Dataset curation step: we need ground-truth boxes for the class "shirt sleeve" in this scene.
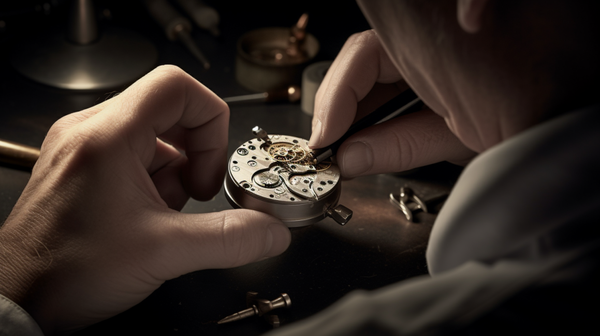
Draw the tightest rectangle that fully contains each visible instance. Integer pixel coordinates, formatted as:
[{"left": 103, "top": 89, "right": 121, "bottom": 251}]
[
  {"left": 265, "top": 247, "right": 594, "bottom": 336},
  {"left": 0, "top": 294, "right": 44, "bottom": 336}
]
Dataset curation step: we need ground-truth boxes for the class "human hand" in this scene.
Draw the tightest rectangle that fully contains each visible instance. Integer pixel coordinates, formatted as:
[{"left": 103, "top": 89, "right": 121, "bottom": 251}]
[
  {"left": 308, "top": 30, "right": 475, "bottom": 178},
  {"left": 0, "top": 66, "right": 291, "bottom": 334}
]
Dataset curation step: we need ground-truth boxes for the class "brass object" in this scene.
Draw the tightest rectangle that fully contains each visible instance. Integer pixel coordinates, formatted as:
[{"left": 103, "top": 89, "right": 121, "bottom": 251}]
[
  {"left": 218, "top": 292, "right": 291, "bottom": 327},
  {"left": 0, "top": 140, "right": 40, "bottom": 169},
  {"left": 235, "top": 14, "right": 319, "bottom": 92}
]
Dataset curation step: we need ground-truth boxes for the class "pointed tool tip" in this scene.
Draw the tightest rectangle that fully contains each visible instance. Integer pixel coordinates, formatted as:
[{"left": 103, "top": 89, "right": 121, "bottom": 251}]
[{"left": 217, "top": 315, "right": 235, "bottom": 324}]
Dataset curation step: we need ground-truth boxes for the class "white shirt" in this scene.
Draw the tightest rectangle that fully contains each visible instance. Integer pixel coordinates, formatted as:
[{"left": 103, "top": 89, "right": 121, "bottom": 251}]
[
  {"left": 269, "top": 105, "right": 600, "bottom": 335},
  {"left": 0, "top": 295, "right": 43, "bottom": 336}
]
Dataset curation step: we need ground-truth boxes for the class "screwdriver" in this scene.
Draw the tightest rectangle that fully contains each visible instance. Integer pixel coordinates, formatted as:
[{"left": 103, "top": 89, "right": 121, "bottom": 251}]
[
  {"left": 143, "top": 0, "right": 210, "bottom": 69},
  {"left": 175, "top": 0, "right": 220, "bottom": 36},
  {"left": 223, "top": 85, "right": 301, "bottom": 105},
  {"left": 218, "top": 292, "right": 291, "bottom": 325}
]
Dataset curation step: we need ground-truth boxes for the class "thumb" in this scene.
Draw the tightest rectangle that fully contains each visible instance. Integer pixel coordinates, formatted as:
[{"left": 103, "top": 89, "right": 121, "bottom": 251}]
[
  {"left": 336, "top": 109, "right": 475, "bottom": 178},
  {"left": 153, "top": 209, "right": 291, "bottom": 279}
]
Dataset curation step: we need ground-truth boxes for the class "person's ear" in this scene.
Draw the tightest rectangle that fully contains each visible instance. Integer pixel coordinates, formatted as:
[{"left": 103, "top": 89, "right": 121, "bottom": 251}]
[{"left": 457, "top": 0, "right": 489, "bottom": 33}]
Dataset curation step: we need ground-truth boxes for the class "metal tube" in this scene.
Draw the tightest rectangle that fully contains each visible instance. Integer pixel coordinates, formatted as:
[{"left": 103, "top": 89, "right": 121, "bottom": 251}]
[
  {"left": 0, "top": 140, "right": 40, "bottom": 169},
  {"left": 67, "top": 0, "right": 99, "bottom": 45}
]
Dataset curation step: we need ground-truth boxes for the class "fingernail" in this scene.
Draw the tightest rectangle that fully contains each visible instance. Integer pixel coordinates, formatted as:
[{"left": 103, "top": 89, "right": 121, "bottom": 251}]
[
  {"left": 341, "top": 141, "right": 373, "bottom": 177},
  {"left": 308, "top": 119, "right": 322, "bottom": 148},
  {"left": 264, "top": 223, "right": 291, "bottom": 257}
]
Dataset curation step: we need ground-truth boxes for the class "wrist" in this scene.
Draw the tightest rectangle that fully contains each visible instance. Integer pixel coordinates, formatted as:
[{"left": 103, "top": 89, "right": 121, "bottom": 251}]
[{"left": 0, "top": 217, "right": 54, "bottom": 330}]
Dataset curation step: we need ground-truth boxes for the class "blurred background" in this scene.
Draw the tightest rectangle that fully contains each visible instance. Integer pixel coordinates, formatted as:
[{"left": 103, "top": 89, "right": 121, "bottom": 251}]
[{"left": 0, "top": 0, "right": 373, "bottom": 218}]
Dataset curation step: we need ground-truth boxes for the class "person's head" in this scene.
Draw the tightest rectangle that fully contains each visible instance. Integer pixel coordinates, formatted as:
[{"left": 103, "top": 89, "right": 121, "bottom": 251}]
[{"left": 357, "top": 0, "right": 600, "bottom": 152}]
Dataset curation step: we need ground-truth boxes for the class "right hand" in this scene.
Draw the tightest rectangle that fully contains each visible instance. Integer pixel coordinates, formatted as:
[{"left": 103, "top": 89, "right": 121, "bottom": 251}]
[
  {"left": 0, "top": 65, "right": 291, "bottom": 335},
  {"left": 308, "top": 30, "right": 475, "bottom": 178}
]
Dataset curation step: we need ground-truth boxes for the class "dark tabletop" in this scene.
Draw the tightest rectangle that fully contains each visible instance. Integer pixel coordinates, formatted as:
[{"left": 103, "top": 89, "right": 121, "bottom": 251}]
[{"left": 0, "top": 1, "right": 462, "bottom": 335}]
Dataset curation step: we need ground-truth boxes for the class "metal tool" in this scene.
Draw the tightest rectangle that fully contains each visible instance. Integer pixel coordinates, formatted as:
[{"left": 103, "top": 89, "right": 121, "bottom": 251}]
[
  {"left": 144, "top": 0, "right": 210, "bottom": 69},
  {"left": 175, "top": 0, "right": 220, "bottom": 36},
  {"left": 286, "top": 13, "right": 309, "bottom": 60},
  {"left": 310, "top": 89, "right": 422, "bottom": 164},
  {"left": 389, "top": 187, "right": 427, "bottom": 222},
  {"left": 218, "top": 292, "right": 291, "bottom": 327},
  {"left": 0, "top": 139, "right": 40, "bottom": 169},
  {"left": 389, "top": 187, "right": 448, "bottom": 222},
  {"left": 223, "top": 85, "right": 300, "bottom": 105},
  {"left": 224, "top": 126, "right": 352, "bottom": 227}
]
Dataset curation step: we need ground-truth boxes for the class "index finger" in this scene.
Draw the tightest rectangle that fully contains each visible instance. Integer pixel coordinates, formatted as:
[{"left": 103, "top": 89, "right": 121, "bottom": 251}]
[
  {"left": 309, "top": 29, "right": 403, "bottom": 148},
  {"left": 93, "top": 65, "right": 229, "bottom": 200}
]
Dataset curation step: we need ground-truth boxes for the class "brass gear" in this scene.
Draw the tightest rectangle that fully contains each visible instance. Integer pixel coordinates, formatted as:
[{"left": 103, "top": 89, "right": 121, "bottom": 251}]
[
  {"left": 268, "top": 143, "right": 306, "bottom": 163},
  {"left": 315, "top": 160, "right": 332, "bottom": 171}
]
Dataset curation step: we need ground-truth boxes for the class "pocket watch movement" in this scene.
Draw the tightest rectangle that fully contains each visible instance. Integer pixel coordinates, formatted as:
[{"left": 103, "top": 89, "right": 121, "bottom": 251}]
[{"left": 224, "top": 126, "right": 352, "bottom": 227}]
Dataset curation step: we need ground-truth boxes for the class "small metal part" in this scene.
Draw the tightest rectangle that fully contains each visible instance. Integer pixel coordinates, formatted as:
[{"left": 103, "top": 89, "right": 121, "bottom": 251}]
[
  {"left": 218, "top": 306, "right": 258, "bottom": 325},
  {"left": 268, "top": 143, "right": 305, "bottom": 162},
  {"left": 389, "top": 187, "right": 425, "bottom": 222},
  {"left": 278, "top": 163, "right": 318, "bottom": 201},
  {"left": 314, "top": 160, "right": 332, "bottom": 172},
  {"left": 253, "top": 168, "right": 282, "bottom": 188},
  {"left": 310, "top": 148, "right": 332, "bottom": 165},
  {"left": 252, "top": 126, "right": 271, "bottom": 145},
  {"left": 218, "top": 292, "right": 291, "bottom": 327},
  {"left": 326, "top": 204, "right": 353, "bottom": 226},
  {"left": 389, "top": 187, "right": 448, "bottom": 222}
]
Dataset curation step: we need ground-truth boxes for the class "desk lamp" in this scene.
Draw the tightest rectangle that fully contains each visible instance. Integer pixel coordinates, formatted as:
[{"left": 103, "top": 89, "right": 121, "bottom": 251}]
[{"left": 11, "top": 0, "right": 157, "bottom": 90}]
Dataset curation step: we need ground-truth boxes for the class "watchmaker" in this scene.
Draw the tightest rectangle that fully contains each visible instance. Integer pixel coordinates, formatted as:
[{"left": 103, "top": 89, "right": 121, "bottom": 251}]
[{"left": 269, "top": 0, "right": 600, "bottom": 334}]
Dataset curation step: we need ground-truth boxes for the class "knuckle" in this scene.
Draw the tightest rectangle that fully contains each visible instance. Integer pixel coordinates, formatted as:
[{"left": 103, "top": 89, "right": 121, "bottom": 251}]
[
  {"left": 152, "top": 64, "right": 187, "bottom": 80},
  {"left": 146, "top": 65, "right": 191, "bottom": 93},
  {"left": 388, "top": 114, "right": 443, "bottom": 171},
  {"left": 46, "top": 110, "right": 86, "bottom": 138},
  {"left": 348, "top": 29, "right": 378, "bottom": 48},
  {"left": 213, "top": 94, "right": 230, "bottom": 118},
  {"left": 46, "top": 124, "right": 115, "bottom": 176},
  {"left": 348, "top": 30, "right": 373, "bottom": 44},
  {"left": 390, "top": 128, "right": 419, "bottom": 171}
]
